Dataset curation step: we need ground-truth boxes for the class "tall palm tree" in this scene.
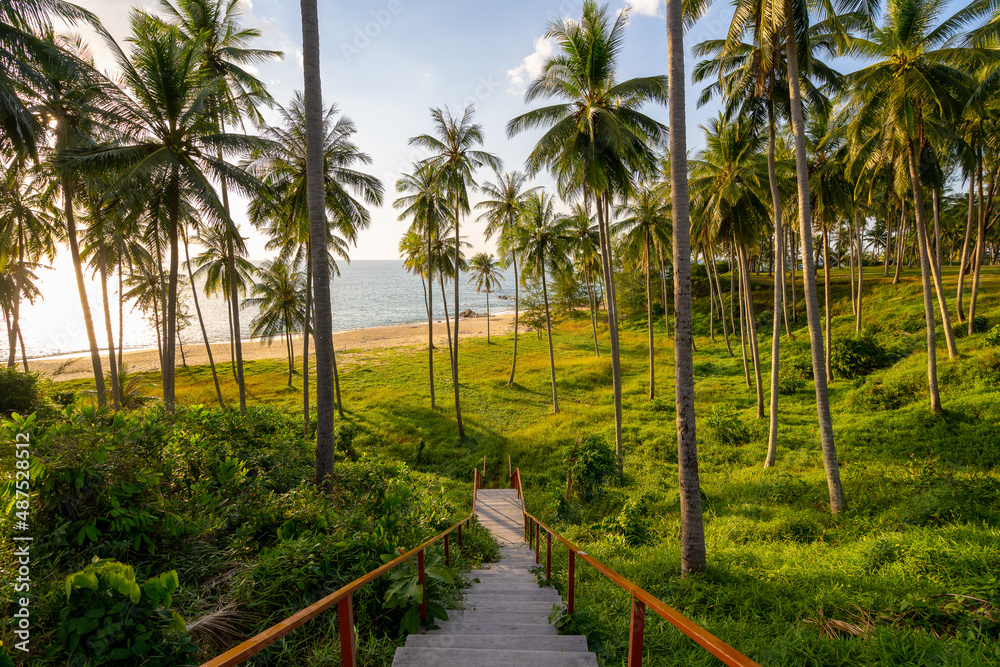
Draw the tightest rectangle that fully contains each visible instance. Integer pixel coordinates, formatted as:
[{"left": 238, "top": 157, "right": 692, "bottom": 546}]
[
  {"left": 476, "top": 170, "right": 538, "bottom": 384},
  {"left": 395, "top": 162, "right": 451, "bottom": 408},
  {"left": 846, "top": 0, "right": 975, "bottom": 413},
  {"left": 508, "top": 0, "right": 668, "bottom": 473},
  {"left": 467, "top": 253, "right": 504, "bottom": 343},
  {"left": 158, "top": 0, "right": 281, "bottom": 417},
  {"left": 512, "top": 192, "right": 571, "bottom": 415},
  {"left": 244, "top": 259, "right": 306, "bottom": 387},
  {"left": 299, "top": 0, "right": 336, "bottom": 491},
  {"left": 410, "top": 106, "right": 501, "bottom": 439},
  {"left": 65, "top": 14, "right": 267, "bottom": 412},
  {"left": 614, "top": 183, "right": 670, "bottom": 400},
  {"left": 566, "top": 202, "right": 604, "bottom": 358},
  {"left": 667, "top": 0, "right": 707, "bottom": 574}
]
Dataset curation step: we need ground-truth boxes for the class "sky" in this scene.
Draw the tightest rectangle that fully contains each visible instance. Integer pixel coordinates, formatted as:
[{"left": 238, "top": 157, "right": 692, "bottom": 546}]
[{"left": 64, "top": 0, "right": 968, "bottom": 262}]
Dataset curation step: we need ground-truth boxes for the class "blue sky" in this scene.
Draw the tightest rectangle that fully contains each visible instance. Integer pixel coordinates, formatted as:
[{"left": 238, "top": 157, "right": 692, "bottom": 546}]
[{"left": 70, "top": 0, "right": 969, "bottom": 261}]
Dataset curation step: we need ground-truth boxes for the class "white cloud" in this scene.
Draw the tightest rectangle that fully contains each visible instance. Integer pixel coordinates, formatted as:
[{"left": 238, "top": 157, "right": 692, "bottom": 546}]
[
  {"left": 506, "top": 36, "right": 554, "bottom": 95},
  {"left": 625, "top": 0, "right": 662, "bottom": 18},
  {"left": 295, "top": 48, "right": 303, "bottom": 69}
]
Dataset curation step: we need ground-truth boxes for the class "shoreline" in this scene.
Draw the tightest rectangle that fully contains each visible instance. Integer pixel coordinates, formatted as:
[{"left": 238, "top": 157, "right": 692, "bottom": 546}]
[{"left": 28, "top": 312, "right": 521, "bottom": 381}]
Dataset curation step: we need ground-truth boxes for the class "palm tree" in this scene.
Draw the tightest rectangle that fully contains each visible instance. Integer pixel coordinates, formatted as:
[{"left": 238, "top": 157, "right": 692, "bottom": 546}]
[
  {"left": 395, "top": 162, "right": 451, "bottom": 408},
  {"left": 65, "top": 14, "right": 267, "bottom": 412},
  {"left": 846, "top": 0, "right": 975, "bottom": 414},
  {"left": 566, "top": 203, "right": 604, "bottom": 357},
  {"left": 248, "top": 92, "right": 382, "bottom": 426},
  {"left": 410, "top": 106, "right": 501, "bottom": 439},
  {"left": 476, "top": 170, "right": 538, "bottom": 384},
  {"left": 512, "top": 192, "right": 571, "bottom": 415},
  {"left": 467, "top": 253, "right": 504, "bottom": 343},
  {"left": 299, "top": 0, "right": 336, "bottom": 491},
  {"left": 158, "top": 0, "right": 281, "bottom": 417},
  {"left": 614, "top": 183, "right": 670, "bottom": 400},
  {"left": 507, "top": 0, "right": 668, "bottom": 473},
  {"left": 667, "top": 0, "right": 707, "bottom": 574},
  {"left": 244, "top": 259, "right": 306, "bottom": 387}
]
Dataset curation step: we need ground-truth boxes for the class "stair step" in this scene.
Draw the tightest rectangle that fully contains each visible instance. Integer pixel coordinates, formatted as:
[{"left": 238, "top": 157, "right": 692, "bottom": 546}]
[
  {"left": 459, "top": 600, "right": 558, "bottom": 612},
  {"left": 422, "top": 621, "right": 558, "bottom": 635},
  {"left": 463, "top": 590, "right": 561, "bottom": 602},
  {"left": 443, "top": 610, "right": 553, "bottom": 625},
  {"left": 404, "top": 633, "right": 588, "bottom": 652},
  {"left": 391, "top": 647, "right": 598, "bottom": 666}
]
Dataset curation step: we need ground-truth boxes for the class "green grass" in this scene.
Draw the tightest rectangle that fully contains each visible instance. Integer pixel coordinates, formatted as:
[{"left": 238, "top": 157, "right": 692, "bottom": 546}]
[{"left": 54, "top": 265, "right": 1000, "bottom": 665}]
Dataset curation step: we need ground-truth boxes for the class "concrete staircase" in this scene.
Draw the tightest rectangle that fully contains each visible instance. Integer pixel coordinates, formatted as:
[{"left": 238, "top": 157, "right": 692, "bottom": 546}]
[{"left": 391, "top": 489, "right": 597, "bottom": 666}]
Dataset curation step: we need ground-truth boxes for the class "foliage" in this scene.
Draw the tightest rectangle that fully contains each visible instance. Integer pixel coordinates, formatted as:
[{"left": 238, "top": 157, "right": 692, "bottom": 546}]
[
  {"left": 54, "top": 558, "right": 195, "bottom": 666},
  {"left": 985, "top": 324, "right": 1000, "bottom": 347},
  {"left": 705, "top": 403, "right": 755, "bottom": 446},
  {"left": 0, "top": 368, "right": 44, "bottom": 415},
  {"left": 830, "top": 329, "right": 901, "bottom": 379},
  {"left": 566, "top": 435, "right": 617, "bottom": 501},
  {"left": 382, "top": 551, "right": 455, "bottom": 632}
]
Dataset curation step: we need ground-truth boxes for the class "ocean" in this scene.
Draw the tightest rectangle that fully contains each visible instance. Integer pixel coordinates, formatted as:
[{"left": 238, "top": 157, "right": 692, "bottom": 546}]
[{"left": 5, "top": 259, "right": 515, "bottom": 360}]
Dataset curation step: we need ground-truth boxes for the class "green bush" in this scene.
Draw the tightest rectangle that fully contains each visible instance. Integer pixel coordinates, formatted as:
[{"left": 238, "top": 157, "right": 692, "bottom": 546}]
[
  {"left": 566, "top": 435, "right": 617, "bottom": 501},
  {"left": 53, "top": 558, "right": 195, "bottom": 666},
  {"left": 0, "top": 368, "right": 44, "bottom": 415},
  {"left": 954, "top": 316, "right": 989, "bottom": 339},
  {"left": 851, "top": 374, "right": 923, "bottom": 411},
  {"left": 777, "top": 374, "right": 805, "bottom": 395},
  {"left": 830, "top": 329, "right": 900, "bottom": 379},
  {"left": 705, "top": 404, "right": 755, "bottom": 446},
  {"left": 984, "top": 324, "right": 1000, "bottom": 347}
]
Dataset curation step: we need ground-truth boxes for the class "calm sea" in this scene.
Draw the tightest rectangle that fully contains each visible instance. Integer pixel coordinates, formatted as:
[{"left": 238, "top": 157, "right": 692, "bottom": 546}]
[{"left": 7, "top": 259, "right": 514, "bottom": 360}]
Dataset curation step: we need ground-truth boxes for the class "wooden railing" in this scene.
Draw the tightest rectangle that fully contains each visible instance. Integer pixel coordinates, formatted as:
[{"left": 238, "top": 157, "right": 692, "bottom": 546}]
[
  {"left": 509, "top": 468, "right": 760, "bottom": 667},
  {"left": 201, "top": 468, "right": 484, "bottom": 667}
]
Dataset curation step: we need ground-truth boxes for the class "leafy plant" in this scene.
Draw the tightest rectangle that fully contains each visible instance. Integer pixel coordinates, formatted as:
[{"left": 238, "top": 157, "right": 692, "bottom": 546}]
[
  {"left": 566, "top": 435, "right": 617, "bottom": 501},
  {"left": 830, "top": 329, "right": 900, "bottom": 379},
  {"left": 705, "top": 404, "right": 754, "bottom": 446},
  {"left": 984, "top": 324, "right": 1000, "bottom": 347},
  {"left": 53, "top": 558, "right": 195, "bottom": 666},
  {"left": 0, "top": 368, "right": 44, "bottom": 415},
  {"left": 382, "top": 551, "right": 455, "bottom": 632}
]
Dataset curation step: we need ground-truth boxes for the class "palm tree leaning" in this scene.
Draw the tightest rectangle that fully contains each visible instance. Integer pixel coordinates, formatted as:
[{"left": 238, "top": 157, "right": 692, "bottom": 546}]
[
  {"left": 476, "top": 170, "right": 538, "bottom": 383},
  {"left": 410, "top": 106, "right": 501, "bottom": 439},
  {"left": 512, "top": 192, "right": 571, "bottom": 415},
  {"left": 467, "top": 253, "right": 504, "bottom": 343},
  {"left": 667, "top": 0, "right": 707, "bottom": 575},
  {"left": 508, "top": 0, "right": 667, "bottom": 473}
]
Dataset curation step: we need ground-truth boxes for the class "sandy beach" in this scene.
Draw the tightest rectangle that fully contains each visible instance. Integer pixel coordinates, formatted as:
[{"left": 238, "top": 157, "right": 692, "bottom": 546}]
[{"left": 29, "top": 313, "right": 520, "bottom": 381}]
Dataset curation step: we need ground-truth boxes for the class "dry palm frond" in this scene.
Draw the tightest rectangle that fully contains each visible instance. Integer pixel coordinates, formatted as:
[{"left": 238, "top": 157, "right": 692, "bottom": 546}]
[
  {"left": 186, "top": 603, "right": 252, "bottom": 648},
  {"left": 804, "top": 604, "right": 875, "bottom": 639}
]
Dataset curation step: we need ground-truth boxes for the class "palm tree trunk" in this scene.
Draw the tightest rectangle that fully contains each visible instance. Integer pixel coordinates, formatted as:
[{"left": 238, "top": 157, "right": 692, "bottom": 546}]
[
  {"left": 98, "top": 242, "right": 121, "bottom": 409},
  {"left": 956, "top": 177, "right": 975, "bottom": 323},
  {"left": 541, "top": 265, "right": 558, "bottom": 414},
  {"left": 933, "top": 188, "right": 942, "bottom": 272},
  {"left": 595, "top": 194, "right": 624, "bottom": 474},
  {"left": 118, "top": 266, "right": 124, "bottom": 374},
  {"left": 766, "top": 111, "right": 784, "bottom": 468},
  {"left": 893, "top": 204, "right": 906, "bottom": 284},
  {"left": 287, "top": 326, "right": 294, "bottom": 387},
  {"left": 658, "top": 245, "right": 671, "bottom": 339},
  {"left": 303, "top": 244, "right": 313, "bottom": 435},
  {"left": 508, "top": 254, "right": 520, "bottom": 384},
  {"left": 645, "top": 238, "right": 655, "bottom": 400},
  {"left": 486, "top": 291, "right": 490, "bottom": 343},
  {"left": 822, "top": 220, "right": 832, "bottom": 381},
  {"left": 785, "top": 5, "right": 847, "bottom": 513},
  {"left": 848, "top": 218, "right": 857, "bottom": 316},
  {"left": 668, "top": 0, "right": 706, "bottom": 574},
  {"left": 586, "top": 264, "right": 600, "bottom": 358},
  {"left": 440, "top": 273, "right": 455, "bottom": 372},
  {"left": 64, "top": 174, "right": 106, "bottom": 407},
  {"left": 782, "top": 223, "right": 792, "bottom": 340},
  {"left": 707, "top": 245, "right": 733, "bottom": 357},
  {"left": 163, "top": 171, "right": 181, "bottom": 413},
  {"left": 790, "top": 229, "right": 797, "bottom": 323},
  {"left": 906, "top": 140, "right": 942, "bottom": 413},
  {"left": 18, "top": 329, "right": 27, "bottom": 372},
  {"left": 426, "top": 230, "right": 436, "bottom": 406},
  {"left": 737, "top": 253, "right": 750, "bottom": 386},
  {"left": 301, "top": 0, "right": 336, "bottom": 493},
  {"left": 855, "top": 210, "right": 864, "bottom": 333},
  {"left": 332, "top": 340, "right": 344, "bottom": 417},
  {"left": 225, "top": 239, "right": 246, "bottom": 415},
  {"left": 183, "top": 233, "right": 224, "bottom": 408},
  {"left": 227, "top": 296, "right": 237, "bottom": 382},
  {"left": 152, "top": 286, "right": 163, "bottom": 371},
  {"left": 7, "top": 236, "right": 22, "bottom": 368},
  {"left": 923, "top": 211, "right": 959, "bottom": 358},
  {"left": 453, "top": 192, "right": 465, "bottom": 438},
  {"left": 968, "top": 158, "right": 986, "bottom": 337},
  {"left": 740, "top": 247, "right": 764, "bottom": 418}
]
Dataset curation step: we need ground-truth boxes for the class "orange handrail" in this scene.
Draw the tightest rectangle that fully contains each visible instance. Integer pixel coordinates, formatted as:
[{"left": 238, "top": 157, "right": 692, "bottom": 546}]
[
  {"left": 509, "top": 468, "right": 760, "bottom": 667},
  {"left": 201, "top": 470, "right": 480, "bottom": 667}
]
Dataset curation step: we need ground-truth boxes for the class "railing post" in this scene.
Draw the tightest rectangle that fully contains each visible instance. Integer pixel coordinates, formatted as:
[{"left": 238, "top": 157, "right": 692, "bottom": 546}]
[
  {"left": 418, "top": 549, "right": 426, "bottom": 623},
  {"left": 444, "top": 532, "right": 450, "bottom": 567},
  {"left": 528, "top": 517, "right": 533, "bottom": 549},
  {"left": 535, "top": 522, "right": 540, "bottom": 564},
  {"left": 338, "top": 595, "right": 356, "bottom": 667},
  {"left": 546, "top": 531, "right": 551, "bottom": 582},
  {"left": 457, "top": 523, "right": 463, "bottom": 548},
  {"left": 568, "top": 551, "right": 575, "bottom": 614},
  {"left": 627, "top": 594, "right": 646, "bottom": 667}
]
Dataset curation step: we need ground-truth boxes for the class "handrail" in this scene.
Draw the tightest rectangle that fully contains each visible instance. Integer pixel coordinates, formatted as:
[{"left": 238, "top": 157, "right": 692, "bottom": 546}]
[
  {"left": 509, "top": 468, "right": 760, "bottom": 667},
  {"left": 201, "top": 469, "right": 481, "bottom": 667}
]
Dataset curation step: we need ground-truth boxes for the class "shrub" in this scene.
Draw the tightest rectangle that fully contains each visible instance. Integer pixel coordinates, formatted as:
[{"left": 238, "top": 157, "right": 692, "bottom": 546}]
[
  {"left": 954, "top": 316, "right": 989, "bottom": 339},
  {"left": 0, "top": 368, "right": 44, "bottom": 415},
  {"left": 851, "top": 374, "right": 922, "bottom": 411},
  {"left": 566, "top": 435, "right": 617, "bottom": 501},
  {"left": 756, "top": 309, "right": 774, "bottom": 332},
  {"left": 54, "top": 558, "right": 195, "bottom": 666},
  {"left": 784, "top": 353, "right": 814, "bottom": 380},
  {"left": 830, "top": 329, "right": 900, "bottom": 379},
  {"left": 777, "top": 374, "right": 805, "bottom": 395},
  {"left": 705, "top": 404, "right": 754, "bottom": 446},
  {"left": 985, "top": 324, "right": 1000, "bottom": 347}
]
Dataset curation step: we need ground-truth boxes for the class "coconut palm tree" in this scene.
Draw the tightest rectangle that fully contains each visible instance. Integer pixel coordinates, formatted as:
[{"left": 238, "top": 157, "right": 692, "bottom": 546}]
[
  {"left": 512, "top": 192, "right": 572, "bottom": 414},
  {"left": 410, "top": 106, "right": 501, "bottom": 439},
  {"left": 244, "top": 258, "right": 306, "bottom": 387},
  {"left": 476, "top": 170, "right": 538, "bottom": 384},
  {"left": 507, "top": 0, "right": 668, "bottom": 472},
  {"left": 846, "top": 0, "right": 975, "bottom": 413},
  {"left": 467, "top": 253, "right": 504, "bottom": 343},
  {"left": 614, "top": 183, "right": 670, "bottom": 400},
  {"left": 566, "top": 202, "right": 604, "bottom": 357}
]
